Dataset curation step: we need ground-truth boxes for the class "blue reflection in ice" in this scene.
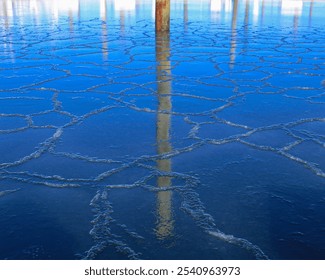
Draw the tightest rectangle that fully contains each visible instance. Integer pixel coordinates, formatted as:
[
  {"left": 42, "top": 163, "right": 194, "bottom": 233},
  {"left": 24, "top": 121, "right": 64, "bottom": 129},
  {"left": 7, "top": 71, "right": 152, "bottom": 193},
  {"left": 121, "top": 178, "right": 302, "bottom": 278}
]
[{"left": 0, "top": 0, "right": 325, "bottom": 260}]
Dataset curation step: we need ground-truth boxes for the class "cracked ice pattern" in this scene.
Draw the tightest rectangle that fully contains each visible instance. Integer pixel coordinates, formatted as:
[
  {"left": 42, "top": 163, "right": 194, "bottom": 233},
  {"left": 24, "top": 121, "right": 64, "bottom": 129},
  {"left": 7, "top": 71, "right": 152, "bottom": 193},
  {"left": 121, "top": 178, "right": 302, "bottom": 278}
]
[{"left": 0, "top": 0, "right": 325, "bottom": 260}]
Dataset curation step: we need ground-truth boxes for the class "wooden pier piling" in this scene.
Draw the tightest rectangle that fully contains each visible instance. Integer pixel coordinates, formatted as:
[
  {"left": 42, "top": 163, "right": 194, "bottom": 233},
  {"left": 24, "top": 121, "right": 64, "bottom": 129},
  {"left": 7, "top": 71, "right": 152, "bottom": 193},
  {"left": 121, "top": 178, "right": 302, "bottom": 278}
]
[{"left": 155, "top": 0, "right": 170, "bottom": 32}]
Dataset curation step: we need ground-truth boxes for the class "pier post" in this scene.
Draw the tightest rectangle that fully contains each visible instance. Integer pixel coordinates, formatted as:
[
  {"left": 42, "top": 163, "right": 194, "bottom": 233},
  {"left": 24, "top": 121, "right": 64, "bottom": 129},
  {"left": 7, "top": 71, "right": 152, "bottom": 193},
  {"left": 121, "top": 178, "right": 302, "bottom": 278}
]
[{"left": 155, "top": 0, "right": 170, "bottom": 32}]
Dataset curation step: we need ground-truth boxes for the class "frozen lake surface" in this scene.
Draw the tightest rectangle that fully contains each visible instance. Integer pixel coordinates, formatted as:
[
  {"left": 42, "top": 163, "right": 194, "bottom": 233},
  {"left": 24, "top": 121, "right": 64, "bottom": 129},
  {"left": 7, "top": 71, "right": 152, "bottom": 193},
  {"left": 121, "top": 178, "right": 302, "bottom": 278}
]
[{"left": 0, "top": 0, "right": 325, "bottom": 259}]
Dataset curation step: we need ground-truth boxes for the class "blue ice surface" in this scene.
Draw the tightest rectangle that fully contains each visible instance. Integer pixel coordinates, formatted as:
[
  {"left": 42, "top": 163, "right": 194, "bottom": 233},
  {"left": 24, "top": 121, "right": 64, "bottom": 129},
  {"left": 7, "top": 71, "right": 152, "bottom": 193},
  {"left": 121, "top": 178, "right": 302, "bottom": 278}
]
[{"left": 0, "top": 0, "right": 324, "bottom": 260}]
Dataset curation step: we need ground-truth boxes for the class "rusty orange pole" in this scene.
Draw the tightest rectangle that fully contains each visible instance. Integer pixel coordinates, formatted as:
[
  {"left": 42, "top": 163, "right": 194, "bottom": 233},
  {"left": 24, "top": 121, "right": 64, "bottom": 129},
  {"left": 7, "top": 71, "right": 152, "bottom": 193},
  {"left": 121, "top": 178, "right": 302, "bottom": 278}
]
[{"left": 155, "top": 0, "right": 170, "bottom": 32}]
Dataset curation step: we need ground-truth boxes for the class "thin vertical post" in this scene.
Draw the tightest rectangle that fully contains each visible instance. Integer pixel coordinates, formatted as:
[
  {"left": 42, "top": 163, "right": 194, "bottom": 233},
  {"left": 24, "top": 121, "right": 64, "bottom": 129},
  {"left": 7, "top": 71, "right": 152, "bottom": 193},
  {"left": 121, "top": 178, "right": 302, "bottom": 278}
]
[{"left": 155, "top": 0, "right": 170, "bottom": 32}]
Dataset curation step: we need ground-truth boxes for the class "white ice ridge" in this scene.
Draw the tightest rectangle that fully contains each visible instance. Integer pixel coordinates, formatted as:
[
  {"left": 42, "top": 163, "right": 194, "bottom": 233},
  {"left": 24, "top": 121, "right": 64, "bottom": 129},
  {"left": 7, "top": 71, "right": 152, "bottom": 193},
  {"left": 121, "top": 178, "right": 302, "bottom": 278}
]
[
  {"left": 0, "top": 188, "right": 20, "bottom": 197},
  {"left": 208, "top": 230, "right": 268, "bottom": 260},
  {"left": 179, "top": 178, "right": 269, "bottom": 260},
  {"left": 83, "top": 190, "right": 141, "bottom": 260}
]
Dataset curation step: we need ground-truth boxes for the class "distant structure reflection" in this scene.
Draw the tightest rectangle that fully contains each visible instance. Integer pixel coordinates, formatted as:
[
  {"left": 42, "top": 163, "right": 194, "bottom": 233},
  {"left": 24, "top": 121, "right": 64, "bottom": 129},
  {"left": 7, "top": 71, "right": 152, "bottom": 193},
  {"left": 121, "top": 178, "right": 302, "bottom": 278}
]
[
  {"left": 244, "top": 0, "right": 250, "bottom": 28},
  {"left": 229, "top": 0, "right": 238, "bottom": 68},
  {"left": 309, "top": 0, "right": 314, "bottom": 26},
  {"left": 0, "top": 0, "right": 319, "bottom": 30},
  {"left": 114, "top": 0, "right": 135, "bottom": 11},
  {"left": 184, "top": 0, "right": 188, "bottom": 31},
  {"left": 210, "top": 0, "right": 233, "bottom": 13},
  {"left": 100, "top": 0, "right": 108, "bottom": 60},
  {"left": 281, "top": 0, "right": 303, "bottom": 15}
]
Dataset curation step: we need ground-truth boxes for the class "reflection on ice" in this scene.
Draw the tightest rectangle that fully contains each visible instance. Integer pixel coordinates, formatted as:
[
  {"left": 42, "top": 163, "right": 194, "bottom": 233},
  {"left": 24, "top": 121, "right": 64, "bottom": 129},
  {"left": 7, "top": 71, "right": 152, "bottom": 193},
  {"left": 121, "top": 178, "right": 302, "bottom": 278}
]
[
  {"left": 211, "top": 0, "right": 233, "bottom": 12},
  {"left": 114, "top": 0, "right": 136, "bottom": 11},
  {"left": 229, "top": 0, "right": 238, "bottom": 68},
  {"left": 0, "top": 0, "right": 325, "bottom": 260},
  {"left": 281, "top": 0, "right": 303, "bottom": 15},
  {"left": 0, "top": 0, "right": 321, "bottom": 28},
  {"left": 155, "top": 30, "right": 173, "bottom": 240},
  {"left": 100, "top": 0, "right": 108, "bottom": 60},
  {"left": 253, "top": 0, "right": 259, "bottom": 20},
  {"left": 100, "top": 0, "right": 107, "bottom": 19}
]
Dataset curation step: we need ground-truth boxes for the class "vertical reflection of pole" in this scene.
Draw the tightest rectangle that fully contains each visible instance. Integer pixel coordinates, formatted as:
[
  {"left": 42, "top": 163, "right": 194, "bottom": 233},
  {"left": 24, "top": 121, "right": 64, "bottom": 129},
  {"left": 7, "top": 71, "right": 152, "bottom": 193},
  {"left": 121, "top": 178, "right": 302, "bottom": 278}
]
[
  {"left": 30, "top": 0, "right": 39, "bottom": 26},
  {"left": 229, "top": 0, "right": 238, "bottom": 69},
  {"left": 12, "top": 0, "right": 16, "bottom": 25},
  {"left": 120, "top": 10, "right": 125, "bottom": 35},
  {"left": 68, "top": 1, "right": 75, "bottom": 35},
  {"left": 261, "top": 0, "right": 265, "bottom": 25},
  {"left": 184, "top": 0, "right": 188, "bottom": 32},
  {"left": 309, "top": 0, "right": 314, "bottom": 26},
  {"left": 101, "top": 0, "right": 108, "bottom": 60},
  {"left": 293, "top": 9, "right": 299, "bottom": 33},
  {"left": 155, "top": 30, "right": 173, "bottom": 240},
  {"left": 243, "top": 0, "right": 250, "bottom": 54},
  {"left": 136, "top": 0, "right": 141, "bottom": 20},
  {"left": 3, "top": 0, "right": 9, "bottom": 28},
  {"left": 244, "top": 0, "right": 250, "bottom": 29},
  {"left": 78, "top": 0, "right": 81, "bottom": 21},
  {"left": 155, "top": 0, "right": 170, "bottom": 32},
  {"left": 69, "top": 10, "right": 74, "bottom": 34}
]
